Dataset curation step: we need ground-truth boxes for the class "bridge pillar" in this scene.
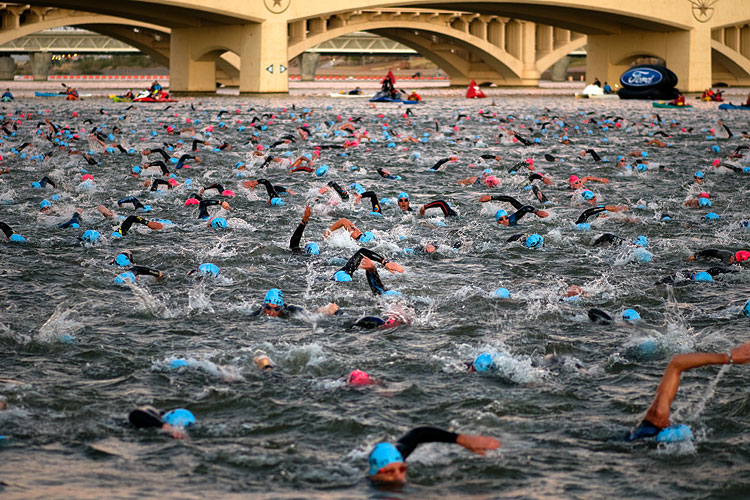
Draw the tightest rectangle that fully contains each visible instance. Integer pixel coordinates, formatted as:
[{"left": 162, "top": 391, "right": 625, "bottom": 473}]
[
  {"left": 587, "top": 27, "right": 712, "bottom": 92},
  {"left": 300, "top": 53, "right": 320, "bottom": 81},
  {"left": 0, "top": 56, "right": 15, "bottom": 80},
  {"left": 549, "top": 56, "right": 570, "bottom": 82},
  {"left": 520, "top": 21, "right": 540, "bottom": 84},
  {"left": 31, "top": 52, "right": 50, "bottom": 81},
  {"left": 170, "top": 20, "right": 289, "bottom": 94}
]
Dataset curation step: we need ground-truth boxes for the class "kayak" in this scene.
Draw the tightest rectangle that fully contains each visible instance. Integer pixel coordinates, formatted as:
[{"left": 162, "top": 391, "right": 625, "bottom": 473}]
[
  {"left": 718, "top": 103, "right": 750, "bottom": 110},
  {"left": 329, "top": 92, "right": 375, "bottom": 98},
  {"left": 110, "top": 95, "right": 132, "bottom": 103},
  {"left": 132, "top": 90, "right": 177, "bottom": 103},
  {"left": 652, "top": 102, "right": 692, "bottom": 109},
  {"left": 35, "top": 91, "right": 91, "bottom": 98}
]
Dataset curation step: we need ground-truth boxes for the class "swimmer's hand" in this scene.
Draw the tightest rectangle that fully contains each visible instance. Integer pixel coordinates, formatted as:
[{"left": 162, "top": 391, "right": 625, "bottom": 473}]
[
  {"left": 242, "top": 180, "right": 258, "bottom": 190},
  {"left": 323, "top": 229, "right": 331, "bottom": 238},
  {"left": 316, "top": 303, "right": 339, "bottom": 316},
  {"left": 302, "top": 205, "right": 311, "bottom": 224},
  {"left": 535, "top": 210, "right": 549, "bottom": 218},
  {"left": 147, "top": 221, "right": 163, "bottom": 230},
  {"left": 687, "top": 254, "right": 696, "bottom": 262},
  {"left": 384, "top": 261, "right": 404, "bottom": 274},
  {"left": 221, "top": 201, "right": 232, "bottom": 211},
  {"left": 318, "top": 186, "right": 330, "bottom": 195},
  {"left": 456, "top": 434, "right": 501, "bottom": 455},
  {"left": 730, "top": 342, "right": 750, "bottom": 364},
  {"left": 478, "top": 195, "right": 492, "bottom": 203}
]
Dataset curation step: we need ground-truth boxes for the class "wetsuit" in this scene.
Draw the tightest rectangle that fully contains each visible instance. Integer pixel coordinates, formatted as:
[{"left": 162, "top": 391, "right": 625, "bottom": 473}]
[
  {"left": 256, "top": 179, "right": 283, "bottom": 201},
  {"left": 393, "top": 427, "right": 460, "bottom": 459},
  {"left": 289, "top": 219, "right": 308, "bottom": 253},
  {"left": 129, "top": 407, "right": 163, "bottom": 429},
  {"left": 148, "top": 161, "right": 170, "bottom": 175},
  {"left": 202, "top": 184, "right": 225, "bottom": 196},
  {"left": 0, "top": 221, "right": 16, "bottom": 239},
  {"left": 583, "top": 149, "right": 602, "bottom": 162},
  {"left": 422, "top": 200, "right": 457, "bottom": 217},
  {"left": 360, "top": 191, "right": 382, "bottom": 214},
  {"left": 575, "top": 206, "right": 608, "bottom": 225},
  {"left": 58, "top": 213, "right": 81, "bottom": 229},
  {"left": 129, "top": 265, "right": 162, "bottom": 279},
  {"left": 691, "top": 249, "right": 734, "bottom": 264},
  {"left": 327, "top": 181, "right": 349, "bottom": 200},
  {"left": 430, "top": 157, "right": 454, "bottom": 171},
  {"left": 118, "top": 196, "right": 146, "bottom": 210},
  {"left": 176, "top": 154, "right": 197, "bottom": 169},
  {"left": 146, "top": 148, "right": 170, "bottom": 162},
  {"left": 531, "top": 185, "right": 548, "bottom": 204},
  {"left": 377, "top": 168, "right": 399, "bottom": 180},
  {"left": 198, "top": 199, "right": 223, "bottom": 219},
  {"left": 336, "top": 248, "right": 390, "bottom": 294},
  {"left": 150, "top": 179, "right": 171, "bottom": 192},
  {"left": 191, "top": 140, "right": 204, "bottom": 151},
  {"left": 114, "top": 216, "right": 150, "bottom": 236},
  {"left": 488, "top": 195, "right": 537, "bottom": 226},
  {"left": 35, "top": 176, "right": 56, "bottom": 189},
  {"left": 593, "top": 233, "right": 624, "bottom": 247}
]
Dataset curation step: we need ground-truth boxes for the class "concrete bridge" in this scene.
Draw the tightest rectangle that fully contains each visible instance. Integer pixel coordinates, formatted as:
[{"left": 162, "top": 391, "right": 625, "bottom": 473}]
[{"left": 1, "top": 1, "right": 749, "bottom": 92}]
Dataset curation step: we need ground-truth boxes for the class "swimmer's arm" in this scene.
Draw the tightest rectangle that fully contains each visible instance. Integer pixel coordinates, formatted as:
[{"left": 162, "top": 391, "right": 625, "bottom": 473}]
[
  {"left": 457, "top": 177, "right": 478, "bottom": 186},
  {"left": 419, "top": 200, "right": 456, "bottom": 216},
  {"left": 603, "top": 205, "right": 627, "bottom": 212},
  {"left": 582, "top": 176, "right": 609, "bottom": 184},
  {"left": 688, "top": 249, "right": 733, "bottom": 262},
  {"left": 290, "top": 206, "right": 311, "bottom": 250}
]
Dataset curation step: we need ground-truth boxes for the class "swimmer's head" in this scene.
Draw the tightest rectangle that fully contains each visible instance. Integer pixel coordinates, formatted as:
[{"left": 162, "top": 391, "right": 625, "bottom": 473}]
[
  {"left": 581, "top": 190, "right": 595, "bottom": 201},
  {"left": 698, "top": 197, "right": 712, "bottom": 207},
  {"left": 397, "top": 192, "right": 410, "bottom": 211},
  {"left": 743, "top": 300, "right": 750, "bottom": 317},
  {"left": 525, "top": 234, "right": 543, "bottom": 249},
  {"left": 304, "top": 242, "right": 320, "bottom": 255},
  {"left": 622, "top": 309, "right": 641, "bottom": 321},
  {"left": 734, "top": 250, "right": 750, "bottom": 263},
  {"left": 40, "top": 199, "right": 51, "bottom": 210},
  {"left": 485, "top": 175, "right": 500, "bottom": 187},
  {"left": 263, "top": 288, "right": 284, "bottom": 316},
  {"left": 346, "top": 369, "right": 373, "bottom": 386},
  {"left": 568, "top": 175, "right": 580, "bottom": 187},
  {"left": 270, "top": 197, "right": 284, "bottom": 206},
  {"left": 472, "top": 353, "right": 494, "bottom": 372},
  {"left": 704, "top": 212, "right": 719, "bottom": 221},
  {"left": 196, "top": 263, "right": 219, "bottom": 277},
  {"left": 211, "top": 217, "right": 228, "bottom": 228},
  {"left": 359, "top": 231, "right": 375, "bottom": 243},
  {"left": 161, "top": 408, "right": 196, "bottom": 428},
  {"left": 334, "top": 270, "right": 353, "bottom": 282},
  {"left": 575, "top": 222, "right": 591, "bottom": 231},
  {"left": 113, "top": 251, "right": 132, "bottom": 267},
  {"left": 691, "top": 271, "right": 713, "bottom": 282},
  {"left": 494, "top": 287, "right": 510, "bottom": 298},
  {"left": 495, "top": 209, "right": 508, "bottom": 223},
  {"left": 633, "top": 236, "right": 648, "bottom": 248},
  {"left": 694, "top": 171, "right": 704, "bottom": 182},
  {"left": 368, "top": 443, "right": 406, "bottom": 483},
  {"left": 81, "top": 230, "right": 101, "bottom": 243},
  {"left": 9, "top": 233, "right": 25, "bottom": 243}
]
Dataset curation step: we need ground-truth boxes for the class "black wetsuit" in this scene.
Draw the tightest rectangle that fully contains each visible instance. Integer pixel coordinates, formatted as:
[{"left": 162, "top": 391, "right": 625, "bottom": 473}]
[
  {"left": 488, "top": 195, "right": 537, "bottom": 226},
  {"left": 146, "top": 148, "right": 170, "bottom": 162},
  {"left": 118, "top": 196, "right": 146, "bottom": 210},
  {"left": 176, "top": 154, "right": 197, "bottom": 169},
  {"left": 198, "top": 199, "right": 223, "bottom": 219},
  {"left": 290, "top": 219, "right": 308, "bottom": 253},
  {"left": 360, "top": 191, "right": 382, "bottom": 214},
  {"left": 0, "top": 221, "right": 16, "bottom": 239},
  {"left": 58, "top": 212, "right": 81, "bottom": 229},
  {"left": 129, "top": 265, "right": 161, "bottom": 278},
  {"left": 583, "top": 149, "right": 602, "bottom": 162},
  {"left": 327, "top": 181, "right": 349, "bottom": 200},
  {"left": 149, "top": 160, "right": 170, "bottom": 175},
  {"left": 576, "top": 206, "right": 608, "bottom": 225},
  {"left": 336, "top": 248, "right": 390, "bottom": 294},
  {"left": 430, "top": 157, "right": 454, "bottom": 171},
  {"left": 690, "top": 248, "right": 734, "bottom": 264},
  {"left": 36, "top": 176, "right": 56, "bottom": 189},
  {"left": 256, "top": 179, "right": 281, "bottom": 201},
  {"left": 422, "top": 200, "right": 457, "bottom": 217},
  {"left": 114, "top": 216, "right": 150, "bottom": 237},
  {"left": 377, "top": 168, "right": 399, "bottom": 180},
  {"left": 202, "top": 183, "right": 225, "bottom": 196},
  {"left": 150, "top": 179, "right": 171, "bottom": 191},
  {"left": 592, "top": 233, "right": 624, "bottom": 247},
  {"left": 392, "top": 427, "right": 460, "bottom": 459}
]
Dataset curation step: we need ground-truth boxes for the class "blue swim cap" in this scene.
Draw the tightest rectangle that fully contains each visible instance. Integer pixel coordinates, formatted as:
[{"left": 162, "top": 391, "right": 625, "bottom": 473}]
[
  {"left": 494, "top": 287, "right": 510, "bottom": 298},
  {"left": 304, "top": 242, "right": 320, "bottom": 255},
  {"left": 197, "top": 263, "right": 219, "bottom": 277},
  {"left": 169, "top": 359, "right": 188, "bottom": 369},
  {"left": 9, "top": 233, "right": 25, "bottom": 242},
  {"left": 131, "top": 166, "right": 141, "bottom": 174},
  {"left": 637, "top": 164, "right": 648, "bottom": 173},
  {"left": 698, "top": 198, "right": 712, "bottom": 207},
  {"left": 360, "top": 231, "right": 375, "bottom": 243},
  {"left": 495, "top": 209, "right": 508, "bottom": 221},
  {"left": 744, "top": 167, "right": 750, "bottom": 174},
  {"left": 334, "top": 270, "right": 352, "bottom": 282},
  {"left": 743, "top": 299, "right": 750, "bottom": 317},
  {"left": 349, "top": 183, "right": 365, "bottom": 195},
  {"left": 622, "top": 309, "right": 641, "bottom": 321},
  {"left": 115, "top": 253, "right": 132, "bottom": 266},
  {"left": 581, "top": 190, "right": 595, "bottom": 200},
  {"left": 162, "top": 408, "right": 195, "bottom": 427},
  {"left": 633, "top": 236, "right": 648, "bottom": 248},
  {"left": 369, "top": 211, "right": 383, "bottom": 217},
  {"left": 473, "top": 353, "right": 494, "bottom": 372},
  {"left": 482, "top": 169, "right": 492, "bottom": 175},
  {"left": 525, "top": 234, "right": 543, "bottom": 249},
  {"left": 692, "top": 271, "right": 713, "bottom": 282},
  {"left": 270, "top": 197, "right": 285, "bottom": 206},
  {"left": 211, "top": 217, "right": 227, "bottom": 228},
  {"left": 641, "top": 151, "right": 648, "bottom": 157},
  {"left": 383, "top": 290, "right": 402, "bottom": 296},
  {"left": 398, "top": 192, "right": 409, "bottom": 200},
  {"left": 31, "top": 181, "right": 41, "bottom": 188},
  {"left": 264, "top": 288, "right": 284, "bottom": 306},
  {"left": 114, "top": 271, "right": 136, "bottom": 284},
  {"left": 40, "top": 199, "right": 51, "bottom": 209},
  {"left": 704, "top": 212, "right": 719, "bottom": 220},
  {"left": 82, "top": 230, "right": 101, "bottom": 243},
  {"left": 656, "top": 424, "right": 693, "bottom": 443},
  {"left": 712, "top": 145, "right": 720, "bottom": 153},
  {"left": 111, "top": 231, "right": 122, "bottom": 238},
  {"left": 575, "top": 222, "right": 591, "bottom": 231},
  {"left": 694, "top": 171, "right": 705, "bottom": 179},
  {"left": 369, "top": 443, "right": 403, "bottom": 476},
  {"left": 51, "top": 194, "right": 60, "bottom": 201},
  {"left": 141, "top": 205, "right": 152, "bottom": 212},
  {"left": 315, "top": 165, "right": 329, "bottom": 177},
  {"left": 633, "top": 247, "right": 653, "bottom": 263},
  {"left": 169, "top": 157, "right": 178, "bottom": 164}
]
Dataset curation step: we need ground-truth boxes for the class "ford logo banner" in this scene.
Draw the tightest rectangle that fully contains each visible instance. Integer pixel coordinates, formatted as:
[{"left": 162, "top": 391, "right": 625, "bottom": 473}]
[{"left": 620, "top": 68, "right": 663, "bottom": 87}]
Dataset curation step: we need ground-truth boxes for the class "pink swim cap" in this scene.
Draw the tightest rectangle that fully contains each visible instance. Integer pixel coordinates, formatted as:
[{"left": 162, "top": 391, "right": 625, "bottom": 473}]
[
  {"left": 698, "top": 192, "right": 710, "bottom": 198},
  {"left": 184, "top": 198, "right": 199, "bottom": 205},
  {"left": 221, "top": 189, "right": 235, "bottom": 197},
  {"left": 735, "top": 250, "right": 750, "bottom": 262},
  {"left": 168, "top": 178, "right": 178, "bottom": 187},
  {"left": 485, "top": 176, "right": 500, "bottom": 187},
  {"left": 256, "top": 144, "right": 264, "bottom": 151},
  {"left": 712, "top": 159, "right": 721, "bottom": 166},
  {"left": 526, "top": 158, "right": 534, "bottom": 165},
  {"left": 347, "top": 369, "right": 373, "bottom": 386},
  {"left": 81, "top": 174, "right": 94, "bottom": 181},
  {"left": 569, "top": 175, "right": 580, "bottom": 186},
  {"left": 166, "top": 126, "right": 174, "bottom": 132}
]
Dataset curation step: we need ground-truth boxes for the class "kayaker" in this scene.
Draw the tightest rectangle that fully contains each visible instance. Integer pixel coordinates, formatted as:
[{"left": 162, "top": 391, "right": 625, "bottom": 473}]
[{"left": 669, "top": 92, "right": 685, "bottom": 106}]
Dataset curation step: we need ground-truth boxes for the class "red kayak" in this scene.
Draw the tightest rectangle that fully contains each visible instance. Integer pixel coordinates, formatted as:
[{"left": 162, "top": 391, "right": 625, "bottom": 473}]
[
  {"left": 466, "top": 79, "right": 486, "bottom": 99},
  {"left": 133, "top": 91, "right": 178, "bottom": 103}
]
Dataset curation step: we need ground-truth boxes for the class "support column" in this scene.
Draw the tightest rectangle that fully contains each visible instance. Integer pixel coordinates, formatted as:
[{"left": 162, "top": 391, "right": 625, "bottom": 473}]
[
  {"left": 31, "top": 52, "right": 49, "bottom": 81},
  {"left": 300, "top": 53, "right": 319, "bottom": 81},
  {"left": 586, "top": 27, "right": 712, "bottom": 92},
  {"left": 0, "top": 55, "right": 15, "bottom": 80},
  {"left": 239, "top": 18, "right": 288, "bottom": 93},
  {"left": 536, "top": 25, "right": 554, "bottom": 59},
  {"left": 549, "top": 56, "right": 570, "bottom": 81},
  {"left": 170, "top": 27, "right": 217, "bottom": 93},
  {"left": 520, "top": 21, "right": 540, "bottom": 84}
]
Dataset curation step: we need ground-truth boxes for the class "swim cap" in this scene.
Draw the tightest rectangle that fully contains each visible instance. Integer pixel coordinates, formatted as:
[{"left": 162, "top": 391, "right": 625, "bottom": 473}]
[
  {"left": 360, "top": 231, "right": 375, "bottom": 243},
  {"left": 315, "top": 165, "right": 329, "bottom": 177},
  {"left": 581, "top": 190, "right": 595, "bottom": 200},
  {"left": 82, "top": 230, "right": 101, "bottom": 243},
  {"left": 31, "top": 181, "right": 41, "bottom": 188},
  {"left": 169, "top": 359, "right": 189, "bottom": 369},
  {"left": 334, "top": 270, "right": 352, "bottom": 282},
  {"left": 141, "top": 205, "right": 152, "bottom": 212},
  {"left": 398, "top": 192, "right": 409, "bottom": 200},
  {"left": 368, "top": 443, "right": 404, "bottom": 476},
  {"left": 40, "top": 199, "right": 51, "bottom": 209},
  {"left": 692, "top": 271, "right": 713, "bottom": 282},
  {"left": 473, "top": 353, "right": 494, "bottom": 372},
  {"left": 383, "top": 290, "right": 402, "bottom": 296},
  {"left": 743, "top": 300, "right": 750, "bottom": 317},
  {"left": 698, "top": 198, "right": 712, "bottom": 207},
  {"left": 114, "top": 271, "right": 136, "bottom": 284},
  {"left": 482, "top": 169, "right": 492, "bottom": 175},
  {"left": 622, "top": 309, "right": 641, "bottom": 321},
  {"left": 185, "top": 198, "right": 199, "bottom": 206},
  {"left": 131, "top": 166, "right": 141, "bottom": 174},
  {"left": 525, "top": 234, "right": 543, "bottom": 249},
  {"left": 485, "top": 176, "right": 500, "bottom": 187},
  {"left": 9, "top": 233, "right": 25, "bottom": 242},
  {"left": 703, "top": 212, "right": 719, "bottom": 220},
  {"left": 734, "top": 250, "right": 750, "bottom": 263},
  {"left": 637, "top": 164, "right": 648, "bottom": 173},
  {"left": 264, "top": 288, "right": 284, "bottom": 306},
  {"left": 115, "top": 253, "right": 132, "bottom": 266},
  {"left": 349, "top": 183, "right": 365, "bottom": 195},
  {"left": 575, "top": 223, "right": 590, "bottom": 231},
  {"left": 633, "top": 236, "right": 648, "bottom": 248},
  {"left": 494, "top": 287, "right": 510, "bottom": 298},
  {"left": 568, "top": 175, "right": 580, "bottom": 186},
  {"left": 270, "top": 197, "right": 285, "bottom": 206},
  {"left": 694, "top": 171, "right": 704, "bottom": 179},
  {"left": 347, "top": 369, "right": 372, "bottom": 386},
  {"left": 197, "top": 263, "right": 219, "bottom": 277},
  {"left": 495, "top": 209, "right": 508, "bottom": 221},
  {"left": 656, "top": 424, "right": 693, "bottom": 443},
  {"left": 211, "top": 217, "right": 227, "bottom": 228},
  {"left": 162, "top": 408, "right": 195, "bottom": 427},
  {"left": 304, "top": 242, "right": 320, "bottom": 255}
]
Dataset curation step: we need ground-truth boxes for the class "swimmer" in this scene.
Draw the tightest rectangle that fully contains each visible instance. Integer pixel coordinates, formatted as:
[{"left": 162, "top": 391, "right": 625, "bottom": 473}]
[
  {"left": 478, "top": 195, "right": 549, "bottom": 226},
  {"left": 333, "top": 247, "right": 404, "bottom": 295},
  {"left": 625, "top": 342, "right": 750, "bottom": 441},
  {"left": 580, "top": 149, "right": 603, "bottom": 162},
  {"left": 568, "top": 175, "right": 608, "bottom": 190},
  {"left": 197, "top": 199, "right": 231, "bottom": 220},
  {"left": 367, "top": 426, "right": 500, "bottom": 485},
  {"left": 355, "top": 190, "right": 382, "bottom": 214},
  {"left": 117, "top": 196, "right": 149, "bottom": 211},
  {"left": 290, "top": 206, "right": 319, "bottom": 254},
  {"left": 684, "top": 192, "right": 711, "bottom": 208},
  {"left": 396, "top": 192, "right": 412, "bottom": 212},
  {"left": 687, "top": 249, "right": 750, "bottom": 265},
  {"left": 200, "top": 183, "right": 234, "bottom": 197},
  {"left": 148, "top": 178, "right": 173, "bottom": 192},
  {"left": 429, "top": 156, "right": 459, "bottom": 171},
  {"left": 377, "top": 167, "right": 400, "bottom": 180},
  {"left": 58, "top": 210, "right": 83, "bottom": 229},
  {"left": 113, "top": 215, "right": 163, "bottom": 237},
  {"left": 32, "top": 175, "right": 56, "bottom": 189},
  {"left": 243, "top": 178, "right": 292, "bottom": 204},
  {"left": 575, "top": 205, "right": 629, "bottom": 225},
  {"left": 418, "top": 200, "right": 457, "bottom": 217},
  {"left": 0, "top": 221, "right": 24, "bottom": 242},
  {"left": 324, "top": 218, "right": 370, "bottom": 241},
  {"left": 128, "top": 406, "right": 192, "bottom": 439},
  {"left": 127, "top": 265, "right": 163, "bottom": 281},
  {"left": 255, "top": 288, "right": 338, "bottom": 318},
  {"left": 319, "top": 181, "right": 349, "bottom": 201}
]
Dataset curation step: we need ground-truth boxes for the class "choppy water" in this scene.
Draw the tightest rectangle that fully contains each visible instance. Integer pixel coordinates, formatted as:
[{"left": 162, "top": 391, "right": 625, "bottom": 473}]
[{"left": 2, "top": 95, "right": 750, "bottom": 499}]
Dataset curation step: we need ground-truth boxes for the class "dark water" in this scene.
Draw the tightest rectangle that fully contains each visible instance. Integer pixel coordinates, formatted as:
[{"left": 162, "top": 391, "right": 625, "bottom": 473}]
[{"left": 2, "top": 95, "right": 750, "bottom": 499}]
